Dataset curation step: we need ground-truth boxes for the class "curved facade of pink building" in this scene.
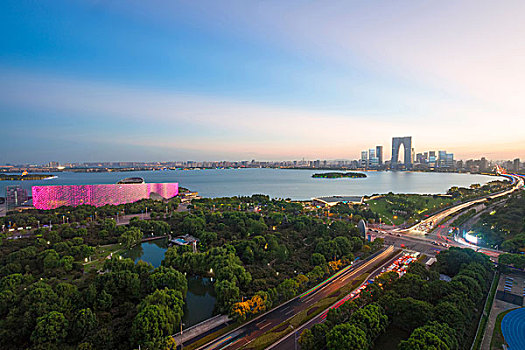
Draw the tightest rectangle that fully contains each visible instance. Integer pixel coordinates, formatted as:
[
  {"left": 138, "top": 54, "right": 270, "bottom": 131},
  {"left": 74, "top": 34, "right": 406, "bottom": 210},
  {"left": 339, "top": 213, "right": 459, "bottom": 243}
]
[{"left": 32, "top": 183, "right": 179, "bottom": 209}]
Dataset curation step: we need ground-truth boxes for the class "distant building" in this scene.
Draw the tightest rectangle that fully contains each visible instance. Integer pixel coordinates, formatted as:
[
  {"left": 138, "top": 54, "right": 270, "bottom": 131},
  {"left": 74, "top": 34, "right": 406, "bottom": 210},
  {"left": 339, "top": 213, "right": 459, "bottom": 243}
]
[
  {"left": 391, "top": 137, "right": 412, "bottom": 169},
  {"left": 360, "top": 151, "right": 368, "bottom": 168},
  {"left": 368, "top": 148, "right": 379, "bottom": 168},
  {"left": 435, "top": 151, "right": 454, "bottom": 168},
  {"left": 438, "top": 151, "right": 447, "bottom": 167},
  {"left": 446, "top": 153, "right": 454, "bottom": 168},
  {"left": 376, "top": 146, "right": 383, "bottom": 165},
  {"left": 480, "top": 157, "right": 488, "bottom": 172},
  {"left": 428, "top": 151, "right": 437, "bottom": 167},
  {"left": 6, "top": 186, "right": 29, "bottom": 209},
  {"left": 514, "top": 158, "right": 520, "bottom": 172}
]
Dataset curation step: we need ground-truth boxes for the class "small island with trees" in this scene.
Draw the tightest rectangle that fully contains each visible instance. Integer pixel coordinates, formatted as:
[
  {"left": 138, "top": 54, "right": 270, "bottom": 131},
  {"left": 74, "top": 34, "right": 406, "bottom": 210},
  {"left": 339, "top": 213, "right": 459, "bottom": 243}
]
[
  {"left": 0, "top": 173, "right": 55, "bottom": 181},
  {"left": 312, "top": 172, "right": 367, "bottom": 179}
]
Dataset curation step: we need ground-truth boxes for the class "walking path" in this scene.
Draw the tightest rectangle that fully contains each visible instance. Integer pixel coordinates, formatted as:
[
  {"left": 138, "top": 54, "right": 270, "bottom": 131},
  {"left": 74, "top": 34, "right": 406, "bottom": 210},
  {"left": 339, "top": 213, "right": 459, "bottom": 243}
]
[{"left": 172, "top": 315, "right": 231, "bottom": 346}]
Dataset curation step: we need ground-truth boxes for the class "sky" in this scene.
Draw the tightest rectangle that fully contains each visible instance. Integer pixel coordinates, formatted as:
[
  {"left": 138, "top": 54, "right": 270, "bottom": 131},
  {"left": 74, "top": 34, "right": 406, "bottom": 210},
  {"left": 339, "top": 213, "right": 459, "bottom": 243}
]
[{"left": 1, "top": 0, "right": 525, "bottom": 163}]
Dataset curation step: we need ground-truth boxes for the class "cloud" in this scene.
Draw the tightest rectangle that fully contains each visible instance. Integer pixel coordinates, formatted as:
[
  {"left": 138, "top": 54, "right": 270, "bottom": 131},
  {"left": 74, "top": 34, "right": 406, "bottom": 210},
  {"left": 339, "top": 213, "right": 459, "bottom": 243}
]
[{"left": 1, "top": 65, "right": 524, "bottom": 161}]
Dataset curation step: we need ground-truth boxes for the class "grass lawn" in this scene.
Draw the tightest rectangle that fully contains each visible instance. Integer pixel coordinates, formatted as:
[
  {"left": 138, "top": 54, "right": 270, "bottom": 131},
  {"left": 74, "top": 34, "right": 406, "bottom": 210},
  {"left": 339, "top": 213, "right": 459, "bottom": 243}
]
[
  {"left": 83, "top": 243, "right": 125, "bottom": 273},
  {"left": 367, "top": 194, "right": 454, "bottom": 226}
]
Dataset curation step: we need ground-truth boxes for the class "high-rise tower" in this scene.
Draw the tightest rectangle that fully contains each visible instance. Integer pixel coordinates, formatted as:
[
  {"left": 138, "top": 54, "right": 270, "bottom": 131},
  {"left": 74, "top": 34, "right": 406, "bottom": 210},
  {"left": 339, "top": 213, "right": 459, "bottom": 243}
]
[
  {"left": 376, "top": 146, "right": 383, "bottom": 165},
  {"left": 391, "top": 137, "right": 412, "bottom": 169}
]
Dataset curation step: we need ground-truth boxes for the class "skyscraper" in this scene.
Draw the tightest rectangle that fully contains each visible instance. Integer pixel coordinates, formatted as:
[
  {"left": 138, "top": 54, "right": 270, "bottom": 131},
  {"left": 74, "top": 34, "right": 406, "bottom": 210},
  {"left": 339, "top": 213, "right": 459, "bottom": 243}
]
[
  {"left": 391, "top": 137, "right": 412, "bottom": 169},
  {"left": 361, "top": 151, "right": 368, "bottom": 168},
  {"left": 438, "top": 151, "right": 447, "bottom": 168},
  {"left": 428, "top": 151, "right": 437, "bottom": 167},
  {"left": 446, "top": 153, "right": 454, "bottom": 168},
  {"left": 376, "top": 146, "right": 383, "bottom": 165},
  {"left": 480, "top": 157, "right": 488, "bottom": 172},
  {"left": 368, "top": 149, "right": 379, "bottom": 168}
]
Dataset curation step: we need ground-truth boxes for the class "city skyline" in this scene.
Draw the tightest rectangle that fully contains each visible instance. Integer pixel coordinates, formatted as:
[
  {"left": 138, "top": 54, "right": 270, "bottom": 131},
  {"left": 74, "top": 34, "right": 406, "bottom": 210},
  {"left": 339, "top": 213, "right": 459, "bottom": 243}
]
[
  {"left": 0, "top": 134, "right": 518, "bottom": 167},
  {"left": 2, "top": 1, "right": 525, "bottom": 163}
]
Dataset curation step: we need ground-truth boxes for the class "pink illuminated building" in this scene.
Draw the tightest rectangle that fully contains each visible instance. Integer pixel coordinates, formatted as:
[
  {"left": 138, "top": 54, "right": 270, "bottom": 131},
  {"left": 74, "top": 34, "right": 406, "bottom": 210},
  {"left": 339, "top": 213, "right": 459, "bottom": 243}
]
[{"left": 32, "top": 183, "right": 179, "bottom": 209}]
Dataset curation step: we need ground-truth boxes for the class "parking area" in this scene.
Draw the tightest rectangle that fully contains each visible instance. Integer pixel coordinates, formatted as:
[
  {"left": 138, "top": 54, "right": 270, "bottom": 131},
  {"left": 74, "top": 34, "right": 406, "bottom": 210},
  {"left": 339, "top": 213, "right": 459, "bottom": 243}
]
[{"left": 496, "top": 273, "right": 525, "bottom": 307}]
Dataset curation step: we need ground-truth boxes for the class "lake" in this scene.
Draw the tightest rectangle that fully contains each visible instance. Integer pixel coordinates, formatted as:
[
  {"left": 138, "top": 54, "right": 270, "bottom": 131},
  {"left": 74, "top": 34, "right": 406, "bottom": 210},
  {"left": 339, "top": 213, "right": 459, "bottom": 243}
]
[
  {"left": 0, "top": 168, "right": 502, "bottom": 200},
  {"left": 123, "top": 238, "right": 217, "bottom": 327}
]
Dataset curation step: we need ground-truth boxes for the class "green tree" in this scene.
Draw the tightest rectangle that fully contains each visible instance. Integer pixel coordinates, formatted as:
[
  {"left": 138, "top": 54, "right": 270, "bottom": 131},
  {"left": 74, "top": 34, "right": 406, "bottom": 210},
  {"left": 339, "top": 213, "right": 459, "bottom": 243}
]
[
  {"left": 139, "top": 288, "right": 184, "bottom": 327},
  {"left": 72, "top": 308, "right": 97, "bottom": 342},
  {"left": 390, "top": 297, "right": 433, "bottom": 331},
  {"left": 120, "top": 227, "right": 143, "bottom": 248},
  {"left": 298, "top": 329, "right": 316, "bottom": 350},
  {"left": 398, "top": 322, "right": 458, "bottom": 350},
  {"left": 131, "top": 305, "right": 176, "bottom": 349},
  {"left": 149, "top": 266, "right": 188, "bottom": 296},
  {"left": 60, "top": 255, "right": 74, "bottom": 272},
  {"left": 433, "top": 302, "right": 466, "bottom": 331},
  {"left": 181, "top": 215, "right": 206, "bottom": 235},
  {"left": 350, "top": 303, "right": 388, "bottom": 342},
  {"left": 326, "top": 323, "right": 368, "bottom": 350},
  {"left": 215, "top": 280, "right": 240, "bottom": 313},
  {"left": 276, "top": 279, "right": 299, "bottom": 301},
  {"left": 311, "top": 253, "right": 327, "bottom": 266},
  {"left": 31, "top": 311, "right": 69, "bottom": 345}
]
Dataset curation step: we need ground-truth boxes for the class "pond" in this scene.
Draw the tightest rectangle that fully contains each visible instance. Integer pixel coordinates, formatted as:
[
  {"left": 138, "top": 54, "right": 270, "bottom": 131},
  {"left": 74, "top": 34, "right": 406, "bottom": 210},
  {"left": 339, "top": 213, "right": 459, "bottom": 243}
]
[{"left": 123, "top": 238, "right": 217, "bottom": 327}]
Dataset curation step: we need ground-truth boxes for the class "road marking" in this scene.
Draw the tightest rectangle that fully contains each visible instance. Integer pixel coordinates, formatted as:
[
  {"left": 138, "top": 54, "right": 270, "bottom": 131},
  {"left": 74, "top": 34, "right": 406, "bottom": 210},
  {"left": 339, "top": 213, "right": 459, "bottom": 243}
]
[
  {"left": 285, "top": 309, "right": 294, "bottom": 316},
  {"left": 259, "top": 321, "right": 272, "bottom": 330},
  {"left": 303, "top": 295, "right": 315, "bottom": 303},
  {"left": 342, "top": 272, "right": 357, "bottom": 282}
]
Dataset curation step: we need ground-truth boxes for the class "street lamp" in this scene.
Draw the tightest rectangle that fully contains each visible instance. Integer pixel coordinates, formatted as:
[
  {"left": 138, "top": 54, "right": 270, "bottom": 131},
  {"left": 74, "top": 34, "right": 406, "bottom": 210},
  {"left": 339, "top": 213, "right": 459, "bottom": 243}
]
[{"left": 180, "top": 322, "right": 185, "bottom": 350}]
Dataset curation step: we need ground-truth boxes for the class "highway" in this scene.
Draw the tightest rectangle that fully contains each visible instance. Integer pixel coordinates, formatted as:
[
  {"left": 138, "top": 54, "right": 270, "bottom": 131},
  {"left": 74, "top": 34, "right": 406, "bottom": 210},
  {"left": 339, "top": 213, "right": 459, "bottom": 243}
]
[
  {"left": 372, "top": 173, "right": 524, "bottom": 259},
  {"left": 404, "top": 174, "right": 523, "bottom": 235},
  {"left": 196, "top": 247, "right": 396, "bottom": 350},
  {"left": 267, "top": 251, "right": 404, "bottom": 350}
]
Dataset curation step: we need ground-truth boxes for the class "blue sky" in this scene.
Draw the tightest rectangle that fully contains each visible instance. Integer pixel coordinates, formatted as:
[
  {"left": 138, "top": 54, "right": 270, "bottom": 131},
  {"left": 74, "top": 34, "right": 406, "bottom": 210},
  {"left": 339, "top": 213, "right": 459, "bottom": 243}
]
[{"left": 1, "top": 0, "right": 525, "bottom": 163}]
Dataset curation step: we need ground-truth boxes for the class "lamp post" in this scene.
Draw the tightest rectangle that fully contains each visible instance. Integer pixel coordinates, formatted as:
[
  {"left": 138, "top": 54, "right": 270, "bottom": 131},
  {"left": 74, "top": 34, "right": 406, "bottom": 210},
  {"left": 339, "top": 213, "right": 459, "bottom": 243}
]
[{"left": 180, "top": 322, "right": 185, "bottom": 350}]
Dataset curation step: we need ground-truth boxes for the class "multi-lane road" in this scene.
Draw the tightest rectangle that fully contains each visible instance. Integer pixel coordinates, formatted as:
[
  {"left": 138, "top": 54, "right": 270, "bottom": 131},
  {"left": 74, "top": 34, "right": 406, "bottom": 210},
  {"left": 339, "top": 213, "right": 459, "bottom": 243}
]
[
  {"left": 196, "top": 247, "right": 397, "bottom": 350},
  {"left": 406, "top": 173, "right": 523, "bottom": 235},
  {"left": 266, "top": 250, "right": 405, "bottom": 350},
  {"left": 372, "top": 173, "right": 523, "bottom": 259}
]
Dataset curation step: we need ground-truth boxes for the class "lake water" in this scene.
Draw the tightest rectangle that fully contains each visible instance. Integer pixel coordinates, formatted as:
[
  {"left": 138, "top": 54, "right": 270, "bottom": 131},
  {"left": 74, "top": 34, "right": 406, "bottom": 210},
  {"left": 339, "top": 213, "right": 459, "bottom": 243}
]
[
  {"left": 123, "top": 238, "right": 217, "bottom": 327},
  {"left": 0, "top": 168, "right": 502, "bottom": 200}
]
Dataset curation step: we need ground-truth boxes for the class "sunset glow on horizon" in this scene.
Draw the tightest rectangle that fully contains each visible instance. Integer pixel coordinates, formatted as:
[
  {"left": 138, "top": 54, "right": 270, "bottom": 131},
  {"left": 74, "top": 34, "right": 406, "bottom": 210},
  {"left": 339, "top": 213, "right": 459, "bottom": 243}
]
[{"left": 1, "top": 1, "right": 525, "bottom": 163}]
